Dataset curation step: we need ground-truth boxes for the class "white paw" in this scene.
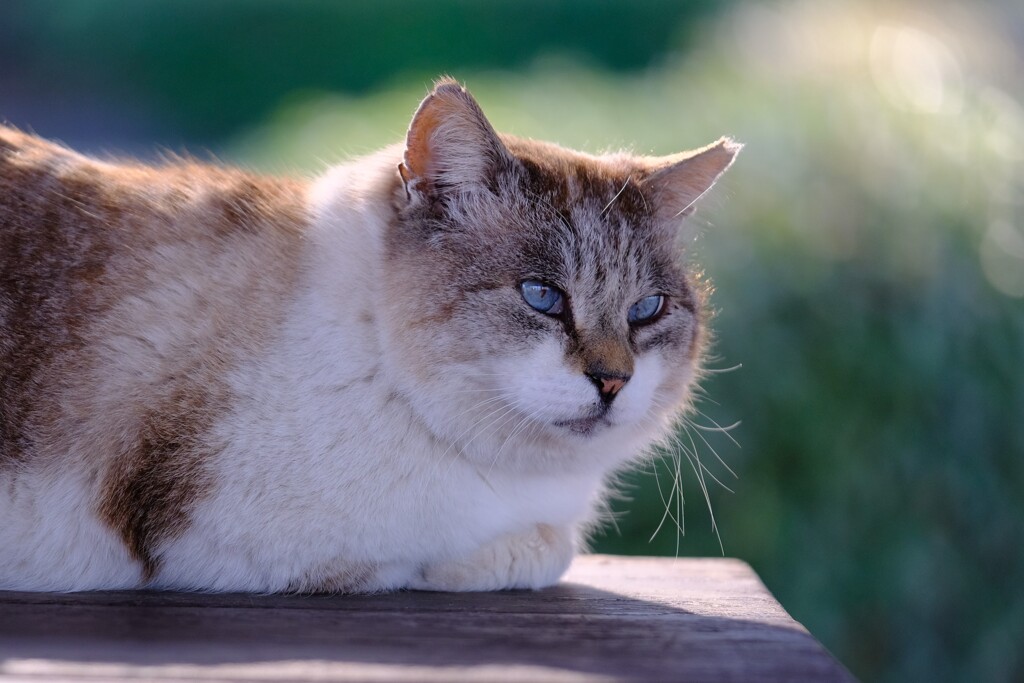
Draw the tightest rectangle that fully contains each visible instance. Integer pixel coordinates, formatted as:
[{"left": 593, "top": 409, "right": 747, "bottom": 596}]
[{"left": 409, "top": 524, "right": 575, "bottom": 592}]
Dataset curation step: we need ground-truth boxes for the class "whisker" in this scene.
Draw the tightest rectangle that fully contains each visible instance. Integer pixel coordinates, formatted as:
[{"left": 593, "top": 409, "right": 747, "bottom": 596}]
[
  {"left": 674, "top": 429, "right": 724, "bottom": 555},
  {"left": 463, "top": 404, "right": 520, "bottom": 452},
  {"left": 676, "top": 429, "right": 734, "bottom": 493},
  {"left": 701, "top": 363, "right": 743, "bottom": 374},
  {"left": 682, "top": 416, "right": 739, "bottom": 478},
  {"left": 486, "top": 403, "right": 549, "bottom": 476},
  {"left": 600, "top": 176, "right": 633, "bottom": 217},
  {"left": 442, "top": 404, "right": 521, "bottom": 477},
  {"left": 687, "top": 419, "right": 743, "bottom": 434},
  {"left": 690, "top": 408, "right": 742, "bottom": 450},
  {"left": 447, "top": 388, "right": 506, "bottom": 395},
  {"left": 434, "top": 399, "right": 515, "bottom": 477},
  {"left": 674, "top": 448, "right": 683, "bottom": 558},
  {"left": 648, "top": 455, "right": 681, "bottom": 543},
  {"left": 443, "top": 394, "right": 508, "bottom": 424},
  {"left": 673, "top": 182, "right": 719, "bottom": 218}
]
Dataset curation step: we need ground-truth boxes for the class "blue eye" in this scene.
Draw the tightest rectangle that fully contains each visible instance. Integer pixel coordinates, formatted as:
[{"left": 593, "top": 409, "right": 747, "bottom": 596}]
[
  {"left": 520, "top": 280, "right": 566, "bottom": 316},
  {"left": 628, "top": 295, "right": 665, "bottom": 325}
]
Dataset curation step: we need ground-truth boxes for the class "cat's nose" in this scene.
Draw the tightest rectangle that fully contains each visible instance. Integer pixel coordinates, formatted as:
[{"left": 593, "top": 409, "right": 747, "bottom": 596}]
[{"left": 587, "top": 371, "right": 631, "bottom": 404}]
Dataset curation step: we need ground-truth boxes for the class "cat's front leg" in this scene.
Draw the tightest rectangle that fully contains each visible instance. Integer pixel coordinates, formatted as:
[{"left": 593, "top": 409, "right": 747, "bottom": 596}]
[{"left": 410, "top": 524, "right": 575, "bottom": 592}]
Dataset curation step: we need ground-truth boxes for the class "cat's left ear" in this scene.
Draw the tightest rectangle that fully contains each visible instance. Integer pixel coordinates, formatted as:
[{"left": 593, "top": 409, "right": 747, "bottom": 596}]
[
  {"left": 641, "top": 138, "right": 742, "bottom": 220},
  {"left": 399, "top": 78, "right": 510, "bottom": 199}
]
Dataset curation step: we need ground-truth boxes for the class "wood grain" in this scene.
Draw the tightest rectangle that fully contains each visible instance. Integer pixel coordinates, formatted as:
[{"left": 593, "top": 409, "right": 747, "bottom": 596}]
[{"left": 0, "top": 555, "right": 853, "bottom": 682}]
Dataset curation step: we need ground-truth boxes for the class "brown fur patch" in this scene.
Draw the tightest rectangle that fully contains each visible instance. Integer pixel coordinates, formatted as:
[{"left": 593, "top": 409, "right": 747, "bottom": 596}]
[
  {"left": 96, "top": 384, "right": 220, "bottom": 580},
  {"left": 0, "top": 125, "right": 309, "bottom": 577},
  {"left": 1, "top": 130, "right": 121, "bottom": 463},
  {"left": 578, "top": 336, "right": 635, "bottom": 379}
]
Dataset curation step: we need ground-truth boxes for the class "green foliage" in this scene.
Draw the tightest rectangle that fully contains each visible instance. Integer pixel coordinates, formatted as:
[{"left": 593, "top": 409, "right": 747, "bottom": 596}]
[{"left": 3, "top": 0, "right": 718, "bottom": 141}]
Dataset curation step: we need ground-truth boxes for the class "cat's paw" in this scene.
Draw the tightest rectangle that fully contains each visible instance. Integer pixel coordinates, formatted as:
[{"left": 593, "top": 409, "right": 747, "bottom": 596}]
[{"left": 409, "top": 524, "right": 574, "bottom": 592}]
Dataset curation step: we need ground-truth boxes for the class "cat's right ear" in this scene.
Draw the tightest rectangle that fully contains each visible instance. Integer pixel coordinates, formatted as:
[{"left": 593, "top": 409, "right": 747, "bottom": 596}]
[{"left": 399, "top": 78, "right": 510, "bottom": 200}]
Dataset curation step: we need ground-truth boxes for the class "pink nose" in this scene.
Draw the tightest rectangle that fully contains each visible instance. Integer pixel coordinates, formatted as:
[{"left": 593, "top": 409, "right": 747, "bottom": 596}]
[
  {"left": 599, "top": 377, "right": 627, "bottom": 396},
  {"left": 586, "top": 372, "right": 630, "bottom": 403}
]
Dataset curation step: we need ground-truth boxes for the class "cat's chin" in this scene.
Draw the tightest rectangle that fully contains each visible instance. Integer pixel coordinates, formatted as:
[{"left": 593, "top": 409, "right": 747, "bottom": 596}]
[{"left": 551, "top": 411, "right": 616, "bottom": 438}]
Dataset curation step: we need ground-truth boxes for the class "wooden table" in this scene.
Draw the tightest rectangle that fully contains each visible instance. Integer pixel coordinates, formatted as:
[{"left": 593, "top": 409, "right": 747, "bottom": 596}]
[{"left": 0, "top": 556, "right": 853, "bottom": 682}]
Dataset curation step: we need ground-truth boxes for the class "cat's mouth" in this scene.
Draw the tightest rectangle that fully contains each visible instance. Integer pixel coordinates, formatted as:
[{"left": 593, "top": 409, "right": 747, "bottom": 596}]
[{"left": 553, "top": 408, "right": 611, "bottom": 436}]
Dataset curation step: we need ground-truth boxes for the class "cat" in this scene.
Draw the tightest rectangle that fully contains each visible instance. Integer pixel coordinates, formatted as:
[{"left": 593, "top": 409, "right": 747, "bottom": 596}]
[{"left": 0, "top": 78, "right": 739, "bottom": 593}]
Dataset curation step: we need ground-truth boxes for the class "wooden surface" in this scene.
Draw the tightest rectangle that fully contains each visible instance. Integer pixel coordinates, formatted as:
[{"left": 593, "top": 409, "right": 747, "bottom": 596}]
[{"left": 0, "top": 556, "right": 853, "bottom": 682}]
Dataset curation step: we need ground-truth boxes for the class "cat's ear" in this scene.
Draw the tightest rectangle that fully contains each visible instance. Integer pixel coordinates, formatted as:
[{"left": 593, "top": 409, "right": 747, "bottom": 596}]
[
  {"left": 399, "top": 78, "right": 510, "bottom": 199},
  {"left": 642, "top": 138, "right": 742, "bottom": 220}
]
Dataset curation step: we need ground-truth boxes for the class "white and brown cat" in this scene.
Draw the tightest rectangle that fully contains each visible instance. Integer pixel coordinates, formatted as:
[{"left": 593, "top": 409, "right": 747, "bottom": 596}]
[{"left": 0, "top": 78, "right": 739, "bottom": 592}]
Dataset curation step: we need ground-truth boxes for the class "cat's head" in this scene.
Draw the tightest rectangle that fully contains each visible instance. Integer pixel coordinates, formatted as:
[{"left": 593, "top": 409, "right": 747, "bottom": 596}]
[{"left": 379, "top": 78, "right": 740, "bottom": 473}]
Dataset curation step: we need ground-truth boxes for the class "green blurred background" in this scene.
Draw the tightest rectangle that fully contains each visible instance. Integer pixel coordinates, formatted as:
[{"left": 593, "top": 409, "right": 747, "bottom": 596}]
[{"left": 3, "top": 1, "right": 1022, "bottom": 680}]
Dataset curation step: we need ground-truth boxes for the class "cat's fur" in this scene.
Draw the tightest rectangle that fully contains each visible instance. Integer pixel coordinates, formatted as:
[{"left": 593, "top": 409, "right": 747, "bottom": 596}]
[{"left": 0, "top": 79, "right": 739, "bottom": 592}]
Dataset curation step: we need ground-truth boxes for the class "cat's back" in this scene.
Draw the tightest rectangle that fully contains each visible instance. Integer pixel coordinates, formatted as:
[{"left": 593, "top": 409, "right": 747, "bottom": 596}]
[
  {"left": 0, "top": 124, "right": 310, "bottom": 279},
  {"left": 0, "top": 125, "right": 310, "bottom": 465},
  {"left": 0, "top": 126, "right": 324, "bottom": 588}
]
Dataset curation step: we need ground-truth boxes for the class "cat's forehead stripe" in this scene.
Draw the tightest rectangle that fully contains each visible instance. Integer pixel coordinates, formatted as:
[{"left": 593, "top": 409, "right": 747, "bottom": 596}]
[
  {"left": 508, "top": 140, "right": 649, "bottom": 219},
  {"left": 510, "top": 151, "right": 684, "bottom": 299}
]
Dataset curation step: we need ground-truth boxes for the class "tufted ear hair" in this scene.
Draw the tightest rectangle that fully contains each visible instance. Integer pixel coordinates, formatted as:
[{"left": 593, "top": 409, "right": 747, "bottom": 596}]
[
  {"left": 399, "top": 77, "right": 510, "bottom": 199},
  {"left": 641, "top": 137, "right": 742, "bottom": 221}
]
